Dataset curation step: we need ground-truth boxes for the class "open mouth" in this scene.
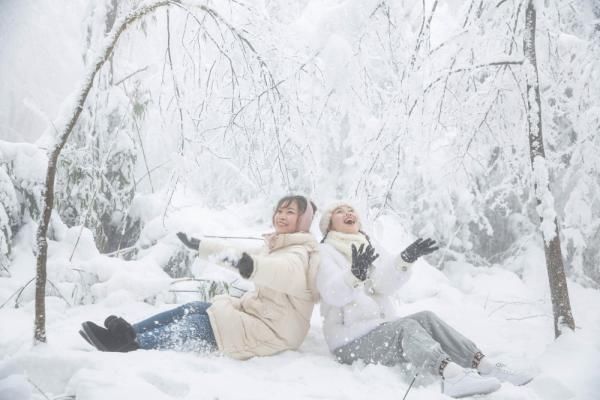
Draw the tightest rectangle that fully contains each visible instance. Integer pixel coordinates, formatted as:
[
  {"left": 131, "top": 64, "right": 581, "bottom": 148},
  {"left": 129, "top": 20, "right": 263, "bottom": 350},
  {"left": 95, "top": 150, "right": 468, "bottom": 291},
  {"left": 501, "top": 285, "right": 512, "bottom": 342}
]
[{"left": 343, "top": 217, "right": 356, "bottom": 225}]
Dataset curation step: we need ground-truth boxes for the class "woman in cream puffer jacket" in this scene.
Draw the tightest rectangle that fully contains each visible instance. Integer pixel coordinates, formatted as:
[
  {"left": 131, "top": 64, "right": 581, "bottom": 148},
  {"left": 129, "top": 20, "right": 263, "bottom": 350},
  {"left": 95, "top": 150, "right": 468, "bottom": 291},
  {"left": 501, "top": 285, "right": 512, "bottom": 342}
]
[
  {"left": 80, "top": 195, "right": 319, "bottom": 360},
  {"left": 202, "top": 228, "right": 319, "bottom": 359}
]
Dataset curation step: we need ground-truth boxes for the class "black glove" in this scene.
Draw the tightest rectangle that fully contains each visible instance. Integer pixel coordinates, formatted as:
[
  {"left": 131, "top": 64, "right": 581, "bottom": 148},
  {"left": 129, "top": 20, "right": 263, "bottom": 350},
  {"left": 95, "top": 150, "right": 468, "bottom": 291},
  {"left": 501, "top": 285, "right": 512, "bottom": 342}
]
[
  {"left": 400, "top": 238, "right": 439, "bottom": 263},
  {"left": 236, "top": 252, "right": 254, "bottom": 279},
  {"left": 351, "top": 244, "right": 380, "bottom": 281},
  {"left": 176, "top": 232, "right": 201, "bottom": 250}
]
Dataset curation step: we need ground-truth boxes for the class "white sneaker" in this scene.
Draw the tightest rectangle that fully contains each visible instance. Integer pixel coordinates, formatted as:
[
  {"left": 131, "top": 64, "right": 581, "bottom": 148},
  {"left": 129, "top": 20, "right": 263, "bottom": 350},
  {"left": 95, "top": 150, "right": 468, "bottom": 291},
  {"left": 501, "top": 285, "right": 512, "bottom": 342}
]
[
  {"left": 442, "top": 369, "right": 501, "bottom": 398},
  {"left": 480, "top": 362, "right": 533, "bottom": 386}
]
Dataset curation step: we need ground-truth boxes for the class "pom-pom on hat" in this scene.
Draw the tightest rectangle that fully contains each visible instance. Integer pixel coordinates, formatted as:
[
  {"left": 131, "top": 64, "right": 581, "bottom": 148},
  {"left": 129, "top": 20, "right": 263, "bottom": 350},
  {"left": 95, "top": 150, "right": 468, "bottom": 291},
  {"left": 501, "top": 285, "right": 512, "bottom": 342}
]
[{"left": 319, "top": 201, "right": 361, "bottom": 235}]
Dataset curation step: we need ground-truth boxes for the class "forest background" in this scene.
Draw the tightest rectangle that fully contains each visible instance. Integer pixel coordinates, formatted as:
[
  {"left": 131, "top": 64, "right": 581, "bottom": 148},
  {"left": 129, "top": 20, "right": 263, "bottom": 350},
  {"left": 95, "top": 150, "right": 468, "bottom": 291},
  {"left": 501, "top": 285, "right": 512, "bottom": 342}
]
[{"left": 1, "top": 1, "right": 599, "bottom": 399}]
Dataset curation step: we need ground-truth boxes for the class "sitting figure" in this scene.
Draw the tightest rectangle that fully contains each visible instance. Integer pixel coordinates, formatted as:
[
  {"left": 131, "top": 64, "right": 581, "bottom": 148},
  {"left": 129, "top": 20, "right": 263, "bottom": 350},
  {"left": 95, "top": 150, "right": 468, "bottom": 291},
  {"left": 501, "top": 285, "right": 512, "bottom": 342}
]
[
  {"left": 80, "top": 195, "right": 319, "bottom": 361},
  {"left": 317, "top": 201, "right": 533, "bottom": 398}
]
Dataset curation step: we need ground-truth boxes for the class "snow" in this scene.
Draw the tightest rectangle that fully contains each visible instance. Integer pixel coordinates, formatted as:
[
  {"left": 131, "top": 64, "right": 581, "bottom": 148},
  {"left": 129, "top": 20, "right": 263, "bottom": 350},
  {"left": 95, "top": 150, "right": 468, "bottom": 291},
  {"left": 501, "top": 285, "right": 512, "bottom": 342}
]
[
  {"left": 532, "top": 156, "right": 558, "bottom": 244},
  {"left": 1, "top": 1, "right": 600, "bottom": 399},
  {"left": 1, "top": 198, "right": 599, "bottom": 400}
]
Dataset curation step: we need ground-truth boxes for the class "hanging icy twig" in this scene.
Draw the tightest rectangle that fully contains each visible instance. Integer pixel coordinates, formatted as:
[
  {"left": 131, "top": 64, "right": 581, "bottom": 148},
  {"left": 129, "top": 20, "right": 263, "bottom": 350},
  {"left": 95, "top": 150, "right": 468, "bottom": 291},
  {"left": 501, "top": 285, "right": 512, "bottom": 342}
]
[
  {"left": 401, "top": 373, "right": 419, "bottom": 400},
  {"left": 165, "top": 8, "right": 185, "bottom": 154},
  {"left": 408, "top": 0, "right": 439, "bottom": 71},
  {"left": 463, "top": 0, "right": 477, "bottom": 27},
  {"left": 0, "top": 263, "right": 10, "bottom": 277},
  {"left": 435, "top": 56, "right": 458, "bottom": 128},
  {"left": 162, "top": 173, "right": 180, "bottom": 227},
  {"left": 423, "top": 59, "right": 524, "bottom": 95},
  {"left": 376, "top": 141, "right": 403, "bottom": 218},
  {"left": 27, "top": 377, "right": 52, "bottom": 400},
  {"left": 1, "top": 277, "right": 35, "bottom": 309},
  {"left": 114, "top": 65, "right": 149, "bottom": 86},
  {"left": 104, "top": 245, "right": 138, "bottom": 258},
  {"left": 203, "top": 234, "right": 262, "bottom": 241},
  {"left": 505, "top": 314, "right": 552, "bottom": 321},
  {"left": 408, "top": 59, "right": 524, "bottom": 117},
  {"left": 486, "top": 298, "right": 546, "bottom": 316},
  {"left": 46, "top": 279, "right": 72, "bottom": 307}
]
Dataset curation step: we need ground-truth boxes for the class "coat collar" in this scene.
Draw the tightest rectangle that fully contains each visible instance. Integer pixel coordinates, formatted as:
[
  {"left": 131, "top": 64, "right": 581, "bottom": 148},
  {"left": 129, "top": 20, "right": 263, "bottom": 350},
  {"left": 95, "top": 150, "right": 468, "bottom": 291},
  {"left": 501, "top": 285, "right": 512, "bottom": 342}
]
[
  {"left": 324, "top": 231, "right": 370, "bottom": 262},
  {"left": 263, "top": 232, "right": 318, "bottom": 252}
]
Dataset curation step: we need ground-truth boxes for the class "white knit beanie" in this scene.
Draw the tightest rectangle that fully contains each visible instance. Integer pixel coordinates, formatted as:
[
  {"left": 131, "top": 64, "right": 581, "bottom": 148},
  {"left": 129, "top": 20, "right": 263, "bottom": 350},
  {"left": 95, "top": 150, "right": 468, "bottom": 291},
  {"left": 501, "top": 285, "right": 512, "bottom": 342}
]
[{"left": 319, "top": 201, "right": 361, "bottom": 235}]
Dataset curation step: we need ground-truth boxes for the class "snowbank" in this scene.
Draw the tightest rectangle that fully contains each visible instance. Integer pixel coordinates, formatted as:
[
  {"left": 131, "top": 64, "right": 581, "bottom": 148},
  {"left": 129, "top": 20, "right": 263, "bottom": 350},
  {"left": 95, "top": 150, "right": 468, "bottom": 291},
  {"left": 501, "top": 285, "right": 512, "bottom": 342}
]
[{"left": 1, "top": 196, "right": 598, "bottom": 400}]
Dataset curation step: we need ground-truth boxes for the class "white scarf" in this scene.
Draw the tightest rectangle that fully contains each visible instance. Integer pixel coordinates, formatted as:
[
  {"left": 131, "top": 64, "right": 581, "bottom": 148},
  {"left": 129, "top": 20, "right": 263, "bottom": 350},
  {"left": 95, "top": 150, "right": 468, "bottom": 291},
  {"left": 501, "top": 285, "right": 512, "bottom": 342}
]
[{"left": 324, "top": 231, "right": 370, "bottom": 263}]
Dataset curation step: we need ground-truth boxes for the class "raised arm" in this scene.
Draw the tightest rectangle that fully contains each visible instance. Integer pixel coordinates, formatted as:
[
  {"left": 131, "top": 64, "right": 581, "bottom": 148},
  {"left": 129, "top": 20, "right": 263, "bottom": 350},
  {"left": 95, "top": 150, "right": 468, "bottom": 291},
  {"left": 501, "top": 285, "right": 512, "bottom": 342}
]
[
  {"left": 368, "top": 252, "right": 414, "bottom": 295},
  {"left": 177, "top": 232, "right": 260, "bottom": 268},
  {"left": 369, "top": 237, "right": 438, "bottom": 295}
]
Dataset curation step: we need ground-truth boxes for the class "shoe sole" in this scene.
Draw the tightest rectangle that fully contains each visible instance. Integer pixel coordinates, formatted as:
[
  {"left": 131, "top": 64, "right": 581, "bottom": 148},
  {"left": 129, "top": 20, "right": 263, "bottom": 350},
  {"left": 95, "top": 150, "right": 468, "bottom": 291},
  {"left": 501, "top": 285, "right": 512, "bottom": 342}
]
[
  {"left": 79, "top": 329, "right": 93, "bottom": 346},
  {"left": 443, "top": 380, "right": 501, "bottom": 398},
  {"left": 514, "top": 377, "right": 534, "bottom": 386},
  {"left": 445, "top": 387, "right": 500, "bottom": 399},
  {"left": 80, "top": 322, "right": 110, "bottom": 351}
]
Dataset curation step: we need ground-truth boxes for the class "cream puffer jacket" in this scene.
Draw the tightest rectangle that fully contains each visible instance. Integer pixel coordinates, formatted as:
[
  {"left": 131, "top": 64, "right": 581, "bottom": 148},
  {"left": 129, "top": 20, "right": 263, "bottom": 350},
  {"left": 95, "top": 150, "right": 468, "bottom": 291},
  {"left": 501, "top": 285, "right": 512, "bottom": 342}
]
[
  {"left": 317, "top": 237, "right": 413, "bottom": 351},
  {"left": 199, "top": 233, "right": 319, "bottom": 360}
]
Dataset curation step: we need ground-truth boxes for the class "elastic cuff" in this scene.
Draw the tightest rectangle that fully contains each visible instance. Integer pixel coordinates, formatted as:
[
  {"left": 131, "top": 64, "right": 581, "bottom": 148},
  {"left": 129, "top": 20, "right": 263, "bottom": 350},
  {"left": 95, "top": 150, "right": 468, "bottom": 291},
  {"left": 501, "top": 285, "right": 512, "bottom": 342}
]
[
  {"left": 395, "top": 259, "right": 412, "bottom": 273},
  {"left": 438, "top": 357, "right": 451, "bottom": 376},
  {"left": 363, "top": 278, "right": 375, "bottom": 294},
  {"left": 343, "top": 271, "right": 362, "bottom": 289},
  {"left": 471, "top": 351, "right": 485, "bottom": 368}
]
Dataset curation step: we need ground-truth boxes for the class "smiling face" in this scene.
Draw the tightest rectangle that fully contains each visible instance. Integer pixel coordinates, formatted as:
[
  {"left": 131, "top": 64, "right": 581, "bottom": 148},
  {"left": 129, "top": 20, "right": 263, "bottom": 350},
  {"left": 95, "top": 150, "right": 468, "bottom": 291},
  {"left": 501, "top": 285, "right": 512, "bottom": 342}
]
[
  {"left": 273, "top": 200, "right": 301, "bottom": 234},
  {"left": 330, "top": 205, "right": 360, "bottom": 234}
]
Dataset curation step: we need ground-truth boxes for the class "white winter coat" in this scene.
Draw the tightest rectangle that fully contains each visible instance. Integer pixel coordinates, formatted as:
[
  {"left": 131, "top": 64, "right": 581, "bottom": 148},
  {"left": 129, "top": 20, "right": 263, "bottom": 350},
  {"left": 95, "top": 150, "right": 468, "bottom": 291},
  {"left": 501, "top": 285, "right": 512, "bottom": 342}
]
[{"left": 317, "top": 238, "right": 413, "bottom": 350}]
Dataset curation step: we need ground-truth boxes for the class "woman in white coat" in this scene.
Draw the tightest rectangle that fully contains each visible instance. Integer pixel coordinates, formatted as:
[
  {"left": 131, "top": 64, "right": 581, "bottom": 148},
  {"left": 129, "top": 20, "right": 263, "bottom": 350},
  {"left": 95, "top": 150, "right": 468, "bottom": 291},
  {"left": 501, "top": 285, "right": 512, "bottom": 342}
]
[
  {"left": 80, "top": 195, "right": 320, "bottom": 360},
  {"left": 317, "top": 202, "right": 532, "bottom": 398}
]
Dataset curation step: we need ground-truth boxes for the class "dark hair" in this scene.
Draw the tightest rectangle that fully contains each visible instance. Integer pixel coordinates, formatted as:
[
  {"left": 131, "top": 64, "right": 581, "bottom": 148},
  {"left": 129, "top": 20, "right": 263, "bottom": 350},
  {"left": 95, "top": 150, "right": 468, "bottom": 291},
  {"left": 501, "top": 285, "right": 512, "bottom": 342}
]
[{"left": 273, "top": 195, "right": 317, "bottom": 218}]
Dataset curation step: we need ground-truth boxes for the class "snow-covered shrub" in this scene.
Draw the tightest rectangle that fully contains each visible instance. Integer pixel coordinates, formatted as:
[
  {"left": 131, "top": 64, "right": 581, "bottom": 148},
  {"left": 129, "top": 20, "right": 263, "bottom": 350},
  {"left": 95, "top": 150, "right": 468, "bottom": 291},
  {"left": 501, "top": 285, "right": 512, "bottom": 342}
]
[
  {"left": 168, "top": 278, "right": 229, "bottom": 304},
  {"left": 0, "top": 168, "right": 17, "bottom": 274},
  {"left": 162, "top": 247, "right": 195, "bottom": 279},
  {"left": 54, "top": 86, "right": 140, "bottom": 254},
  {"left": 0, "top": 142, "right": 45, "bottom": 275}
]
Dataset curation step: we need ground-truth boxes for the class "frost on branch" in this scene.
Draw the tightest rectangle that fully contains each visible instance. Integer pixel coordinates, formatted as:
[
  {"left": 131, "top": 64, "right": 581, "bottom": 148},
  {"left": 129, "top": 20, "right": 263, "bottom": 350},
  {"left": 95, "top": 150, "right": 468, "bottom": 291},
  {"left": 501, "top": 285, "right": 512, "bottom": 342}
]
[{"left": 532, "top": 156, "right": 557, "bottom": 244}]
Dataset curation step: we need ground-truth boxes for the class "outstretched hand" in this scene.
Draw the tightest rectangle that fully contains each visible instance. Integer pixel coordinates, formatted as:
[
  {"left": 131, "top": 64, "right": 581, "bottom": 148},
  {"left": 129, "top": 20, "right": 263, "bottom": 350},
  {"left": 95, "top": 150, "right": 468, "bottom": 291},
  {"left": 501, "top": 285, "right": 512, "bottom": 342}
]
[
  {"left": 176, "top": 232, "right": 201, "bottom": 250},
  {"left": 351, "top": 244, "right": 380, "bottom": 281},
  {"left": 400, "top": 238, "right": 438, "bottom": 263},
  {"left": 235, "top": 252, "right": 255, "bottom": 279}
]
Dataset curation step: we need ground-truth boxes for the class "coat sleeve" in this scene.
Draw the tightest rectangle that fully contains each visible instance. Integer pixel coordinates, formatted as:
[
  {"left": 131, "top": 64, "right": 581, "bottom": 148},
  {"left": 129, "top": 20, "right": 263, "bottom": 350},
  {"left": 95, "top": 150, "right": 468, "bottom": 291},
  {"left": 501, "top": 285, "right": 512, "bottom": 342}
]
[
  {"left": 248, "top": 247, "right": 313, "bottom": 299},
  {"left": 368, "top": 247, "right": 413, "bottom": 295},
  {"left": 197, "top": 238, "right": 260, "bottom": 269},
  {"left": 316, "top": 244, "right": 363, "bottom": 308}
]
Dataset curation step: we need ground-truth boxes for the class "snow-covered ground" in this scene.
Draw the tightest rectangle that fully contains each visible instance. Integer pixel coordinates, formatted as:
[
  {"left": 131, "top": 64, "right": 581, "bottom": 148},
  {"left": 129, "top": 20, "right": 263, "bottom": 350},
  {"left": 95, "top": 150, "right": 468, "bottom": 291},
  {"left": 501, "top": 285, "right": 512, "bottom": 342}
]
[{"left": 1, "top": 197, "right": 599, "bottom": 400}]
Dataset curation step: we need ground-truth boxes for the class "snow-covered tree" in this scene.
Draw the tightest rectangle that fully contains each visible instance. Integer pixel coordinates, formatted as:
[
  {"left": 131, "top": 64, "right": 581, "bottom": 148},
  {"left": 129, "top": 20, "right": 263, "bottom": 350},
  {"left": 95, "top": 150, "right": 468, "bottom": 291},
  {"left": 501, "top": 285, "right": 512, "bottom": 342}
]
[{"left": 523, "top": 0, "right": 575, "bottom": 336}]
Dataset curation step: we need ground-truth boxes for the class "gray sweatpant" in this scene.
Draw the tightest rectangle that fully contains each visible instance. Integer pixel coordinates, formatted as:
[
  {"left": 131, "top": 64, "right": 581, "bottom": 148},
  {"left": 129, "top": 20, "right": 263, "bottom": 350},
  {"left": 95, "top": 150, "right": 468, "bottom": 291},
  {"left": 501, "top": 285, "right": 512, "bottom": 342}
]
[{"left": 334, "top": 311, "right": 482, "bottom": 376}]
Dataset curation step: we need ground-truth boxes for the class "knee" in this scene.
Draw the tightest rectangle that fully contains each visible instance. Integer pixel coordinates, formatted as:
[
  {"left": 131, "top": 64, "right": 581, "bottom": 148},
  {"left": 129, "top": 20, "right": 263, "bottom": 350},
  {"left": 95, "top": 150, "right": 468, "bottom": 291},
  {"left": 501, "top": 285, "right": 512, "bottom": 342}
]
[
  {"left": 395, "top": 318, "right": 421, "bottom": 333},
  {"left": 186, "top": 301, "right": 210, "bottom": 313},
  {"left": 412, "top": 310, "right": 439, "bottom": 322}
]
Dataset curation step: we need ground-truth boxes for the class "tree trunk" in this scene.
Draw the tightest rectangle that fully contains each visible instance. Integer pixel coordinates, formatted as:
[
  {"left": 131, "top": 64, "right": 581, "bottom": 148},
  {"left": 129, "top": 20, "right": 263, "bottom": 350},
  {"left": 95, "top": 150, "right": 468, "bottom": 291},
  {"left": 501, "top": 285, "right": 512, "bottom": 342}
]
[
  {"left": 33, "top": 0, "right": 173, "bottom": 344},
  {"left": 523, "top": 0, "right": 575, "bottom": 338}
]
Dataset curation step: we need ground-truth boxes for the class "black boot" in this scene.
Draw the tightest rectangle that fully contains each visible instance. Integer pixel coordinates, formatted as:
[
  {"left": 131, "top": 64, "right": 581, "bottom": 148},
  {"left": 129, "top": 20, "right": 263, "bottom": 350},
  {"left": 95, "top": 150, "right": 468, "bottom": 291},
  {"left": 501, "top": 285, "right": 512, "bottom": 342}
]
[
  {"left": 80, "top": 320, "right": 139, "bottom": 352},
  {"left": 104, "top": 315, "right": 138, "bottom": 345}
]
